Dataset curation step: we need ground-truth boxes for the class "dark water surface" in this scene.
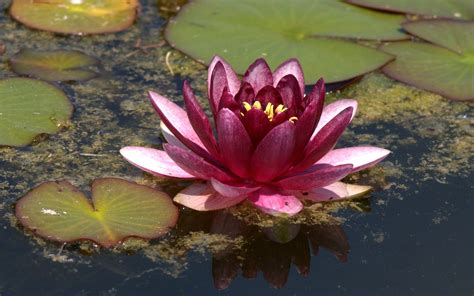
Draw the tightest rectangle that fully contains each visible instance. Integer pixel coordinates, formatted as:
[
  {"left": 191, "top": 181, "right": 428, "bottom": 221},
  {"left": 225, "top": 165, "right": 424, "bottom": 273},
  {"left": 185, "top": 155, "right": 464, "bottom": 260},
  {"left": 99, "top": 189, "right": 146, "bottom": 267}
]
[{"left": 0, "top": 1, "right": 472, "bottom": 295}]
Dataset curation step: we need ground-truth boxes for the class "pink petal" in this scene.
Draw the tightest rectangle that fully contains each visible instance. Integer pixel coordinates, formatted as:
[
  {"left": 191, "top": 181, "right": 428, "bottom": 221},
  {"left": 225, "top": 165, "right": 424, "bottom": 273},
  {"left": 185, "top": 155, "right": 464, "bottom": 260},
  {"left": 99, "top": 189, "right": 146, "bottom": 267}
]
[
  {"left": 149, "top": 91, "right": 216, "bottom": 162},
  {"left": 276, "top": 74, "right": 302, "bottom": 116},
  {"left": 234, "top": 82, "right": 255, "bottom": 104},
  {"left": 120, "top": 146, "right": 195, "bottom": 178},
  {"left": 160, "top": 121, "right": 187, "bottom": 149},
  {"left": 255, "top": 85, "right": 283, "bottom": 106},
  {"left": 248, "top": 187, "right": 303, "bottom": 217},
  {"left": 209, "top": 62, "right": 230, "bottom": 117},
  {"left": 164, "top": 144, "right": 235, "bottom": 182},
  {"left": 174, "top": 182, "right": 247, "bottom": 211},
  {"left": 250, "top": 121, "right": 296, "bottom": 182},
  {"left": 311, "top": 99, "right": 358, "bottom": 140},
  {"left": 293, "top": 79, "right": 325, "bottom": 155},
  {"left": 208, "top": 56, "right": 241, "bottom": 96},
  {"left": 182, "top": 81, "right": 220, "bottom": 157},
  {"left": 296, "top": 182, "right": 372, "bottom": 202},
  {"left": 217, "top": 108, "right": 253, "bottom": 178},
  {"left": 276, "top": 164, "right": 353, "bottom": 191},
  {"left": 317, "top": 146, "right": 391, "bottom": 173},
  {"left": 292, "top": 107, "right": 353, "bottom": 173},
  {"left": 242, "top": 58, "right": 273, "bottom": 94},
  {"left": 211, "top": 178, "right": 260, "bottom": 198},
  {"left": 273, "top": 58, "right": 305, "bottom": 98}
]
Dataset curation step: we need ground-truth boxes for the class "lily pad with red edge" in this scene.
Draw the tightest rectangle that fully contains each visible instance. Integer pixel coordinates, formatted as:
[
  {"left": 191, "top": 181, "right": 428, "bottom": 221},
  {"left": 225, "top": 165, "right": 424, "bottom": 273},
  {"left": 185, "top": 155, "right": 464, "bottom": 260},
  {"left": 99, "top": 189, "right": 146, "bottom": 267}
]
[
  {"left": 0, "top": 78, "right": 73, "bottom": 147},
  {"left": 346, "top": 0, "right": 474, "bottom": 20},
  {"left": 9, "top": 0, "right": 138, "bottom": 35},
  {"left": 380, "top": 20, "right": 474, "bottom": 101},
  {"left": 15, "top": 178, "right": 179, "bottom": 248},
  {"left": 10, "top": 49, "right": 99, "bottom": 82},
  {"left": 165, "top": 0, "right": 405, "bottom": 84}
]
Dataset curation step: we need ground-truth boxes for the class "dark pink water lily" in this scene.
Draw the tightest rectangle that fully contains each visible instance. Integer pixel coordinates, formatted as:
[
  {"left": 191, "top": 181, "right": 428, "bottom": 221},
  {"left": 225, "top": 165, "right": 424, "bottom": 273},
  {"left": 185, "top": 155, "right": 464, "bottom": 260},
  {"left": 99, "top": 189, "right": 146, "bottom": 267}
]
[{"left": 120, "top": 56, "right": 390, "bottom": 217}]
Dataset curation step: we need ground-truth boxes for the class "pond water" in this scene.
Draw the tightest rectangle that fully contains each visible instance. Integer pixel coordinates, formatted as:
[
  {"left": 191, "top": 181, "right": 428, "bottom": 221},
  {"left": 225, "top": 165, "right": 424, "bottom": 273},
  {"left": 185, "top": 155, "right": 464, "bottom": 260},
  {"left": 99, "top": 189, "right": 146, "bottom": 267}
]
[{"left": 0, "top": 1, "right": 473, "bottom": 295}]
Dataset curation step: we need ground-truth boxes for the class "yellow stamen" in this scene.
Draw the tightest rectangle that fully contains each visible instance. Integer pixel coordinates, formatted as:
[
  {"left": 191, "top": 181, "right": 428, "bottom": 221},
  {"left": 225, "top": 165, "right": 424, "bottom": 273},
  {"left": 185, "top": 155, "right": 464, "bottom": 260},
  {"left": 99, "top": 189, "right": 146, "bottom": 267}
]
[
  {"left": 275, "top": 104, "right": 287, "bottom": 113},
  {"left": 252, "top": 101, "right": 262, "bottom": 110},
  {"left": 243, "top": 102, "right": 252, "bottom": 111},
  {"left": 240, "top": 100, "right": 298, "bottom": 123},
  {"left": 289, "top": 116, "right": 298, "bottom": 123},
  {"left": 264, "top": 103, "right": 274, "bottom": 120}
]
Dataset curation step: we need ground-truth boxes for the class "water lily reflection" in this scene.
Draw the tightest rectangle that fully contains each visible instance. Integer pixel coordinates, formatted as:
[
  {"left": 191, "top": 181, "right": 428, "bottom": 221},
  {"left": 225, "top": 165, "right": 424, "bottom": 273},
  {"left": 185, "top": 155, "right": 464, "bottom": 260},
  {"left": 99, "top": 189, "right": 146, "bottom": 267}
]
[{"left": 210, "top": 211, "right": 349, "bottom": 290}]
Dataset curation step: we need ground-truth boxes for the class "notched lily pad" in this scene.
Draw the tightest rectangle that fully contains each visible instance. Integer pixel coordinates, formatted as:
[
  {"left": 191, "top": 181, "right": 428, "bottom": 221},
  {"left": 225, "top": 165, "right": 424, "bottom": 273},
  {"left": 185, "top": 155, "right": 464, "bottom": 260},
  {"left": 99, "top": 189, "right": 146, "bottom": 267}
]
[
  {"left": 10, "top": 49, "right": 99, "bottom": 82},
  {"left": 15, "top": 178, "right": 179, "bottom": 248},
  {"left": 9, "top": 0, "right": 138, "bottom": 35},
  {"left": 0, "top": 78, "right": 73, "bottom": 147},
  {"left": 165, "top": 0, "right": 404, "bottom": 83},
  {"left": 347, "top": 0, "right": 474, "bottom": 20},
  {"left": 380, "top": 20, "right": 474, "bottom": 101}
]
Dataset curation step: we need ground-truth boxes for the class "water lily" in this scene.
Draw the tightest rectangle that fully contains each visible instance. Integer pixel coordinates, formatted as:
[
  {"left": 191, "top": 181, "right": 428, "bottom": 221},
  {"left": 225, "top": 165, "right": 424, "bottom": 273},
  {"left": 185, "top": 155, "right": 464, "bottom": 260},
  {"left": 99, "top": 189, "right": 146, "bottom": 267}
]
[{"left": 120, "top": 56, "right": 390, "bottom": 216}]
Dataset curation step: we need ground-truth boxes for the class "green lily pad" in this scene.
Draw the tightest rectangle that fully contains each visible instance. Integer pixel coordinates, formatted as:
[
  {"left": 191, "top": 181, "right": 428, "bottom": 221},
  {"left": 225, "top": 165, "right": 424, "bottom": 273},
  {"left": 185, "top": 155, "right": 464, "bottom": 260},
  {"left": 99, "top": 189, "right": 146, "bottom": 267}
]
[
  {"left": 9, "top": 0, "right": 138, "bottom": 35},
  {"left": 380, "top": 20, "right": 474, "bottom": 101},
  {"left": 15, "top": 178, "right": 179, "bottom": 248},
  {"left": 0, "top": 78, "right": 73, "bottom": 147},
  {"left": 165, "top": 0, "right": 405, "bottom": 83},
  {"left": 347, "top": 0, "right": 474, "bottom": 20},
  {"left": 10, "top": 49, "right": 99, "bottom": 82}
]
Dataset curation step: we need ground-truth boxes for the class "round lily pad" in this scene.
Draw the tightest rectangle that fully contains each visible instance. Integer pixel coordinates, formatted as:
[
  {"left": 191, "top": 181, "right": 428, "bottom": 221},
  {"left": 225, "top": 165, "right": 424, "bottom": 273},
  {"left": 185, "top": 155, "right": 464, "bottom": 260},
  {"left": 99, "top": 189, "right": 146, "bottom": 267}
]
[
  {"left": 16, "top": 178, "right": 179, "bottom": 248},
  {"left": 165, "top": 0, "right": 404, "bottom": 83},
  {"left": 347, "top": 0, "right": 474, "bottom": 20},
  {"left": 0, "top": 78, "right": 73, "bottom": 147},
  {"left": 9, "top": 0, "right": 138, "bottom": 35},
  {"left": 10, "top": 49, "right": 99, "bottom": 82},
  {"left": 380, "top": 20, "right": 474, "bottom": 101}
]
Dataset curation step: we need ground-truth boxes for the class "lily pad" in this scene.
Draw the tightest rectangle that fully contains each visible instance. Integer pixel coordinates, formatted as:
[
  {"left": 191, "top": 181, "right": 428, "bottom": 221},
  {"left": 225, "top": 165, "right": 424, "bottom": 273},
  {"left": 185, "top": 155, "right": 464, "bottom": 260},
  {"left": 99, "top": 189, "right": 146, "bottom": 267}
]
[
  {"left": 347, "top": 0, "right": 474, "bottom": 20},
  {"left": 9, "top": 0, "right": 138, "bottom": 35},
  {"left": 15, "top": 178, "right": 179, "bottom": 248},
  {"left": 165, "top": 0, "right": 405, "bottom": 83},
  {"left": 10, "top": 49, "right": 99, "bottom": 82},
  {"left": 380, "top": 20, "right": 474, "bottom": 101},
  {"left": 0, "top": 78, "right": 73, "bottom": 147}
]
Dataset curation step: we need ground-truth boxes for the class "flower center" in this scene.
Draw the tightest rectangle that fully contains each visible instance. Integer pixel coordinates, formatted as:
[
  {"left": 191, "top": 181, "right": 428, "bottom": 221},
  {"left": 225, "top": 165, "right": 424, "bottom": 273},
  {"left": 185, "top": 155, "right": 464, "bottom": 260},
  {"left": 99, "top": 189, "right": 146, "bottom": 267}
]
[{"left": 241, "top": 101, "right": 298, "bottom": 123}]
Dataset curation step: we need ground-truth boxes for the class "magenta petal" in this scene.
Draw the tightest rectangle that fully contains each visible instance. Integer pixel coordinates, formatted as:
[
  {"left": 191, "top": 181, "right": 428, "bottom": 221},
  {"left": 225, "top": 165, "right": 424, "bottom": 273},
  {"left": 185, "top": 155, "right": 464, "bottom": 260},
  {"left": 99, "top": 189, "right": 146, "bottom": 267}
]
[
  {"left": 273, "top": 58, "right": 305, "bottom": 98},
  {"left": 255, "top": 85, "right": 283, "bottom": 106},
  {"left": 294, "top": 80, "right": 325, "bottom": 155},
  {"left": 149, "top": 91, "right": 216, "bottom": 162},
  {"left": 183, "top": 81, "right": 220, "bottom": 157},
  {"left": 242, "top": 58, "right": 273, "bottom": 94},
  {"left": 234, "top": 82, "right": 255, "bottom": 104},
  {"left": 217, "top": 108, "right": 253, "bottom": 178},
  {"left": 312, "top": 99, "right": 357, "bottom": 140},
  {"left": 293, "top": 107, "right": 353, "bottom": 173},
  {"left": 209, "top": 62, "right": 230, "bottom": 117},
  {"left": 316, "top": 146, "right": 391, "bottom": 173},
  {"left": 164, "top": 144, "right": 235, "bottom": 182},
  {"left": 248, "top": 188, "right": 303, "bottom": 217},
  {"left": 174, "top": 182, "right": 247, "bottom": 211},
  {"left": 296, "top": 182, "right": 372, "bottom": 202},
  {"left": 250, "top": 121, "right": 296, "bottom": 182},
  {"left": 241, "top": 108, "right": 273, "bottom": 143},
  {"left": 276, "top": 164, "right": 353, "bottom": 191},
  {"left": 211, "top": 178, "right": 260, "bottom": 198},
  {"left": 160, "top": 121, "right": 187, "bottom": 150},
  {"left": 218, "top": 88, "right": 240, "bottom": 112},
  {"left": 120, "top": 146, "right": 195, "bottom": 178},
  {"left": 208, "top": 56, "right": 241, "bottom": 95},
  {"left": 276, "top": 75, "right": 302, "bottom": 115}
]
